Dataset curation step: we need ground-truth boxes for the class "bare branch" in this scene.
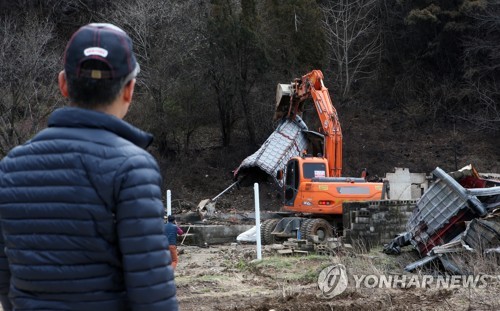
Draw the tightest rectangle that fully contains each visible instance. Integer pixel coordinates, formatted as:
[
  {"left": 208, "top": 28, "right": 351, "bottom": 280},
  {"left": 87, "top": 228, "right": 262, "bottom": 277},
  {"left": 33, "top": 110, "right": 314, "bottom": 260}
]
[
  {"left": 0, "top": 13, "right": 58, "bottom": 156},
  {"left": 320, "top": 0, "right": 382, "bottom": 99}
]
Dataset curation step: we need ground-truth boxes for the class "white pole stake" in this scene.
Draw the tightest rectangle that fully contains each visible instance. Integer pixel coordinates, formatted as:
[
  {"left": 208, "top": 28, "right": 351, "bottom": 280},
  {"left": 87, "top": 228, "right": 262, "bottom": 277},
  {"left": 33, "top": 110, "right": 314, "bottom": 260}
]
[
  {"left": 254, "top": 183, "right": 262, "bottom": 260},
  {"left": 167, "top": 190, "right": 172, "bottom": 216}
]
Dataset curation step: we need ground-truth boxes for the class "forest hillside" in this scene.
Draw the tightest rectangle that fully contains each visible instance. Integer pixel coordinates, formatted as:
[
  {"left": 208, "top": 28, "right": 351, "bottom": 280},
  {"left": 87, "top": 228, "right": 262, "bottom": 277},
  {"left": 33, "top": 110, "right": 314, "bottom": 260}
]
[{"left": 1, "top": 0, "right": 498, "bottom": 209}]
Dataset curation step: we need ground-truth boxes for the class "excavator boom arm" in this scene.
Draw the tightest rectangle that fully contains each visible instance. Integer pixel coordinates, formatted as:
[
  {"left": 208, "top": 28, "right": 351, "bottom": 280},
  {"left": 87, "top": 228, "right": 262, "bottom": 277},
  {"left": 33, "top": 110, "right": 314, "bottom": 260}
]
[{"left": 276, "top": 70, "right": 342, "bottom": 177}]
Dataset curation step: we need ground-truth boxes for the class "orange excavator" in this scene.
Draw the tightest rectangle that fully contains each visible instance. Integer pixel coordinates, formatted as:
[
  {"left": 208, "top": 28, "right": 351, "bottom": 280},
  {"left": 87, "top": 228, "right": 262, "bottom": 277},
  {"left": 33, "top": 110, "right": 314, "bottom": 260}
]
[{"left": 260, "top": 70, "right": 386, "bottom": 244}]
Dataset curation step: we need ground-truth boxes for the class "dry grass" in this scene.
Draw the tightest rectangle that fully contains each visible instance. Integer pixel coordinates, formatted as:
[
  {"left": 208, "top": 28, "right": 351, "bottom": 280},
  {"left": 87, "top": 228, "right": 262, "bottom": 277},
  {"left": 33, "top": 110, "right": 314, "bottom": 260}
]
[{"left": 177, "top": 243, "right": 500, "bottom": 311}]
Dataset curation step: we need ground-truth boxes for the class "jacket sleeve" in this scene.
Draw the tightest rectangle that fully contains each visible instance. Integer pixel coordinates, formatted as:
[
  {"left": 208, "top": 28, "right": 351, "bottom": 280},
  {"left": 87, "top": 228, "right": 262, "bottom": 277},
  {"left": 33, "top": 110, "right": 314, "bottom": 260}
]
[
  {"left": 114, "top": 154, "right": 178, "bottom": 311},
  {"left": 0, "top": 224, "right": 12, "bottom": 311},
  {"left": 176, "top": 226, "right": 184, "bottom": 235},
  {"left": 0, "top": 208, "right": 12, "bottom": 307},
  {"left": 0, "top": 167, "right": 12, "bottom": 311}
]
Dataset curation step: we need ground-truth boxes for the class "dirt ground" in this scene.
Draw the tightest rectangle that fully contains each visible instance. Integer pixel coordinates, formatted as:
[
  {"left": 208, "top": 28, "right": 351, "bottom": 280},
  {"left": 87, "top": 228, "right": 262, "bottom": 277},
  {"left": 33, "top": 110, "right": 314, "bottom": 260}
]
[{"left": 175, "top": 243, "right": 500, "bottom": 311}]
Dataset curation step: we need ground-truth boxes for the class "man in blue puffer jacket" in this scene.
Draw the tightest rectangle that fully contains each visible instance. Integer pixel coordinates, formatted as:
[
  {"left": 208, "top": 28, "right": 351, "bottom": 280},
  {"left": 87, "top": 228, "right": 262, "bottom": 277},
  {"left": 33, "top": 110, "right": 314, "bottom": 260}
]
[{"left": 0, "top": 23, "right": 178, "bottom": 310}]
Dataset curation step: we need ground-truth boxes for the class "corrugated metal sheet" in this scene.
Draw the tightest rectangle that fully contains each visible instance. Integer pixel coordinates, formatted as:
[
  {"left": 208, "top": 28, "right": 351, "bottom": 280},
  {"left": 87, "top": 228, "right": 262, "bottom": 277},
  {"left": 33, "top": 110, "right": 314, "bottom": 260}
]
[
  {"left": 234, "top": 116, "right": 309, "bottom": 186},
  {"left": 406, "top": 167, "right": 486, "bottom": 254},
  {"left": 404, "top": 167, "right": 500, "bottom": 255},
  {"left": 462, "top": 215, "right": 500, "bottom": 252}
]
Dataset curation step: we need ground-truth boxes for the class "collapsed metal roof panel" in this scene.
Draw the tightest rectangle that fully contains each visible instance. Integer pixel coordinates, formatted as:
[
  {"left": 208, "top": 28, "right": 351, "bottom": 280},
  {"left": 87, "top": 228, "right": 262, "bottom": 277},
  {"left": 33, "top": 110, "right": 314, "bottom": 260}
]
[
  {"left": 462, "top": 212, "right": 500, "bottom": 252},
  {"left": 233, "top": 116, "right": 309, "bottom": 186},
  {"left": 385, "top": 165, "right": 500, "bottom": 273},
  {"left": 406, "top": 167, "right": 488, "bottom": 255},
  {"left": 468, "top": 187, "right": 500, "bottom": 197},
  {"left": 405, "top": 212, "right": 500, "bottom": 274}
]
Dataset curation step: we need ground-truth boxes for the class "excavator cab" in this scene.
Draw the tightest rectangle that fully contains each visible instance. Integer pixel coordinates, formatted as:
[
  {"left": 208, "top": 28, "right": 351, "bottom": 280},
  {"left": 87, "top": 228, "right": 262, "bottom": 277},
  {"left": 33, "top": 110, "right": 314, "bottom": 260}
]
[
  {"left": 283, "top": 156, "right": 329, "bottom": 207},
  {"left": 281, "top": 154, "right": 383, "bottom": 216}
]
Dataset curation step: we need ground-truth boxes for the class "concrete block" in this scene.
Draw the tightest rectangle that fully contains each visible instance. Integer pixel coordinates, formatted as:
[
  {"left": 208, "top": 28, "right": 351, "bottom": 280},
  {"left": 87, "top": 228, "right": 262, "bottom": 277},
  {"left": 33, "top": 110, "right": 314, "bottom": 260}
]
[
  {"left": 355, "top": 216, "right": 370, "bottom": 224},
  {"left": 351, "top": 223, "right": 370, "bottom": 230},
  {"left": 178, "top": 224, "right": 254, "bottom": 246}
]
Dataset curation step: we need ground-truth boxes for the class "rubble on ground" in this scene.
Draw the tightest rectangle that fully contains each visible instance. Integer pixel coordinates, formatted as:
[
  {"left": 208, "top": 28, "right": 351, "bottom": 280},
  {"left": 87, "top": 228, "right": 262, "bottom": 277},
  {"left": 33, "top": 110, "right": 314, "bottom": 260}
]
[{"left": 383, "top": 164, "right": 500, "bottom": 274}]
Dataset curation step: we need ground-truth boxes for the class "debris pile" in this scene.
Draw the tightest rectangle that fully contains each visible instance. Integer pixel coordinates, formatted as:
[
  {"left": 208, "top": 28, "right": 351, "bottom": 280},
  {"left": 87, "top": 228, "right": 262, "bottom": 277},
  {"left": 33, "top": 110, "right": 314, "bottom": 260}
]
[
  {"left": 268, "top": 236, "right": 353, "bottom": 257},
  {"left": 384, "top": 164, "right": 500, "bottom": 273},
  {"left": 273, "top": 238, "right": 312, "bottom": 256}
]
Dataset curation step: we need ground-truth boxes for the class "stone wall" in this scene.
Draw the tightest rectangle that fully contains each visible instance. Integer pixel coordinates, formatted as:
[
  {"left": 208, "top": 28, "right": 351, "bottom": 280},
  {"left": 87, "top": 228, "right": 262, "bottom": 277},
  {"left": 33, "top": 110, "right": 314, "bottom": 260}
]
[{"left": 342, "top": 200, "right": 417, "bottom": 250}]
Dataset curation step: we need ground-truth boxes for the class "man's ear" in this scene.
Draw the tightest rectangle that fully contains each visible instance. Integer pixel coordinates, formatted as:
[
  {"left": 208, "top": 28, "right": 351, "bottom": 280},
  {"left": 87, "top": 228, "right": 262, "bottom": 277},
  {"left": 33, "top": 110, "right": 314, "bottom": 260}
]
[
  {"left": 58, "top": 71, "right": 69, "bottom": 98},
  {"left": 118, "top": 79, "right": 136, "bottom": 119},
  {"left": 123, "top": 79, "right": 136, "bottom": 104}
]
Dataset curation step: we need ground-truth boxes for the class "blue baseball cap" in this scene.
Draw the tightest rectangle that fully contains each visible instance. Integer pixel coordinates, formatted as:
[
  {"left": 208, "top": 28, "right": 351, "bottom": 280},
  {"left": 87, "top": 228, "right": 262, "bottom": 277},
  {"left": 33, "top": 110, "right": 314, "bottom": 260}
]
[{"left": 63, "top": 23, "right": 140, "bottom": 80}]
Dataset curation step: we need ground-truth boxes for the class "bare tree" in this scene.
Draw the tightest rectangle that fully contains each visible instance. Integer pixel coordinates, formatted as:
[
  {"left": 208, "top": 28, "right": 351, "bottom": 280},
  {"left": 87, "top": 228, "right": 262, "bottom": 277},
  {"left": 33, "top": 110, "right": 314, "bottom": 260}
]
[
  {"left": 108, "top": 0, "right": 213, "bottom": 155},
  {"left": 458, "top": 82, "right": 500, "bottom": 131},
  {"left": 204, "top": 0, "right": 242, "bottom": 147},
  {"left": 461, "top": 0, "right": 500, "bottom": 132},
  {"left": 320, "top": 0, "right": 381, "bottom": 100},
  {"left": 206, "top": 0, "right": 268, "bottom": 147},
  {"left": 0, "top": 14, "right": 58, "bottom": 156}
]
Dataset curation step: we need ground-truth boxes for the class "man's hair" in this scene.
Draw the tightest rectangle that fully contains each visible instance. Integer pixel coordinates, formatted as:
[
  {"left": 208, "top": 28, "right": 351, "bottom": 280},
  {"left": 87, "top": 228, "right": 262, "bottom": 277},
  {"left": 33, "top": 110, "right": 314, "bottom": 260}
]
[
  {"left": 167, "top": 215, "right": 176, "bottom": 222},
  {"left": 66, "top": 60, "right": 131, "bottom": 108}
]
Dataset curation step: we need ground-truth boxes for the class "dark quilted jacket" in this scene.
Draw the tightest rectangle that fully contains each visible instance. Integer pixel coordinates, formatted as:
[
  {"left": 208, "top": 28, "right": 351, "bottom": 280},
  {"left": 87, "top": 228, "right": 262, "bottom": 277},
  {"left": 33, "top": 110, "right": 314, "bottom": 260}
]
[
  {"left": 0, "top": 107, "right": 178, "bottom": 311},
  {"left": 164, "top": 223, "right": 179, "bottom": 246}
]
